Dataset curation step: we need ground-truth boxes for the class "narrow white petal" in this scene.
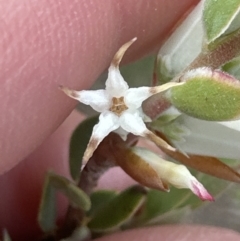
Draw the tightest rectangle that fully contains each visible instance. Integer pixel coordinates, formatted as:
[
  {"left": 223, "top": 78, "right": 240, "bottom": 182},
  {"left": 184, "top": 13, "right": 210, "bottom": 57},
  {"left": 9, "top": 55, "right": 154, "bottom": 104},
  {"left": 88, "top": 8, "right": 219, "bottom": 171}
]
[
  {"left": 105, "top": 38, "right": 137, "bottom": 97},
  {"left": 83, "top": 112, "right": 120, "bottom": 162},
  {"left": 173, "top": 115, "right": 240, "bottom": 159},
  {"left": 96, "top": 111, "right": 120, "bottom": 136},
  {"left": 125, "top": 87, "right": 153, "bottom": 109},
  {"left": 120, "top": 111, "right": 175, "bottom": 151},
  {"left": 145, "top": 130, "right": 176, "bottom": 152},
  {"left": 111, "top": 38, "right": 137, "bottom": 67},
  {"left": 153, "top": 82, "right": 184, "bottom": 92},
  {"left": 119, "top": 111, "right": 148, "bottom": 136},
  {"left": 79, "top": 90, "right": 111, "bottom": 112},
  {"left": 60, "top": 86, "right": 110, "bottom": 112},
  {"left": 105, "top": 66, "right": 128, "bottom": 97}
]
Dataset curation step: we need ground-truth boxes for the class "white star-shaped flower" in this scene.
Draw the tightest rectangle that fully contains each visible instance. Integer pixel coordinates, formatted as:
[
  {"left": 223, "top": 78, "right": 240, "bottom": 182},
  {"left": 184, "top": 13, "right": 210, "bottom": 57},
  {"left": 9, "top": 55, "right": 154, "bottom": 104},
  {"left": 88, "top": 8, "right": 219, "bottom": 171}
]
[{"left": 60, "top": 38, "right": 182, "bottom": 162}]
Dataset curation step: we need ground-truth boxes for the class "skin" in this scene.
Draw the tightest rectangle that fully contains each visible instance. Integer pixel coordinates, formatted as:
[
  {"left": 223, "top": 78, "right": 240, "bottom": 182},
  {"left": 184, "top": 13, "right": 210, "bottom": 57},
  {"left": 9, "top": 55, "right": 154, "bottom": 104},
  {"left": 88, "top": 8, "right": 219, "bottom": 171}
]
[
  {"left": 95, "top": 226, "right": 240, "bottom": 241},
  {"left": 0, "top": 0, "right": 240, "bottom": 240}
]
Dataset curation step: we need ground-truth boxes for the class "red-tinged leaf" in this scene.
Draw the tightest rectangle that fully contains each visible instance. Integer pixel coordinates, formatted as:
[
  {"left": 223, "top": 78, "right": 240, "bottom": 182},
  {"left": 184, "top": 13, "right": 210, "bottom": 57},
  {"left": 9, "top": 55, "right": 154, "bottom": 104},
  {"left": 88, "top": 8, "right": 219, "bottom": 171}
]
[
  {"left": 156, "top": 131, "right": 240, "bottom": 183},
  {"left": 168, "top": 68, "right": 240, "bottom": 121}
]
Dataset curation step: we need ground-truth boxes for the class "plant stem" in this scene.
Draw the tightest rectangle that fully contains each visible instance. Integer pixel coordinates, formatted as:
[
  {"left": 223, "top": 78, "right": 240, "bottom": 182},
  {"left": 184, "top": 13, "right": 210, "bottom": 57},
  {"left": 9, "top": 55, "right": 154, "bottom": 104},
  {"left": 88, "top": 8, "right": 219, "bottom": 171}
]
[{"left": 57, "top": 133, "right": 138, "bottom": 240}]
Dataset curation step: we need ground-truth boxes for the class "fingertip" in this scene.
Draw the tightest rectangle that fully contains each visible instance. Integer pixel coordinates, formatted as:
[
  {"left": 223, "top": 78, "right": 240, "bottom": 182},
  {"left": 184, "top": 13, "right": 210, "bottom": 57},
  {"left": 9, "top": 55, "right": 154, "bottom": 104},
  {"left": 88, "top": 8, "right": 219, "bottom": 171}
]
[
  {"left": 95, "top": 225, "right": 240, "bottom": 241},
  {"left": 0, "top": 0, "right": 199, "bottom": 181},
  {"left": 0, "top": 110, "right": 85, "bottom": 239}
]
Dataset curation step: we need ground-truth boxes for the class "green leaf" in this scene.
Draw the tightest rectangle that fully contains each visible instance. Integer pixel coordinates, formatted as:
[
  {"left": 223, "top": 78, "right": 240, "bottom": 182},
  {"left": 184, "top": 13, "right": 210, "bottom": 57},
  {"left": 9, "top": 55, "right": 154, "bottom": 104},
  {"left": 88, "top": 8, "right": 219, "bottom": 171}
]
[
  {"left": 38, "top": 171, "right": 91, "bottom": 232},
  {"left": 38, "top": 173, "right": 57, "bottom": 232},
  {"left": 221, "top": 56, "right": 240, "bottom": 79},
  {"left": 168, "top": 68, "right": 240, "bottom": 121},
  {"left": 138, "top": 188, "right": 191, "bottom": 224},
  {"left": 3, "top": 230, "right": 12, "bottom": 241},
  {"left": 88, "top": 186, "right": 146, "bottom": 232},
  {"left": 69, "top": 116, "right": 99, "bottom": 181},
  {"left": 203, "top": 0, "right": 240, "bottom": 43},
  {"left": 49, "top": 172, "right": 91, "bottom": 210},
  {"left": 88, "top": 190, "right": 117, "bottom": 216}
]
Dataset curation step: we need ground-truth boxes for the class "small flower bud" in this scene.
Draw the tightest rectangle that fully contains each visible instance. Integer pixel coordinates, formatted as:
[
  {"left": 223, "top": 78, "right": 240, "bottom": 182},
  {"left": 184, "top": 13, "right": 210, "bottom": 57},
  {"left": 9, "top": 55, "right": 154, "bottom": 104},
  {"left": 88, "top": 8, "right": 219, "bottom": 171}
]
[{"left": 114, "top": 146, "right": 213, "bottom": 201}]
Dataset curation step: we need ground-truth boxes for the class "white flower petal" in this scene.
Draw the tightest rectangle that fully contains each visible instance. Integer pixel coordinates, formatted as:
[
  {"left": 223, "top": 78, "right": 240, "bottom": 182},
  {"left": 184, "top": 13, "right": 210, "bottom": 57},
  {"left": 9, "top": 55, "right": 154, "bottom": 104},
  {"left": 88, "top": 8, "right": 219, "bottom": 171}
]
[
  {"left": 125, "top": 87, "right": 153, "bottom": 109},
  {"left": 119, "top": 111, "right": 148, "bottom": 136},
  {"left": 78, "top": 89, "right": 111, "bottom": 112},
  {"left": 96, "top": 111, "right": 120, "bottom": 136},
  {"left": 105, "top": 66, "right": 129, "bottom": 97},
  {"left": 114, "top": 127, "right": 129, "bottom": 141},
  {"left": 105, "top": 38, "right": 136, "bottom": 97},
  {"left": 83, "top": 111, "right": 120, "bottom": 162},
  {"left": 60, "top": 86, "right": 110, "bottom": 112}
]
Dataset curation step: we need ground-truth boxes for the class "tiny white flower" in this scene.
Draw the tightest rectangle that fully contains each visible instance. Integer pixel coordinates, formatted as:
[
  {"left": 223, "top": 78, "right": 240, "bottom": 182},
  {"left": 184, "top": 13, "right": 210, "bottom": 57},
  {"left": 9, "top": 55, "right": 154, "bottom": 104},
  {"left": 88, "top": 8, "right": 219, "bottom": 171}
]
[{"left": 60, "top": 38, "right": 182, "bottom": 162}]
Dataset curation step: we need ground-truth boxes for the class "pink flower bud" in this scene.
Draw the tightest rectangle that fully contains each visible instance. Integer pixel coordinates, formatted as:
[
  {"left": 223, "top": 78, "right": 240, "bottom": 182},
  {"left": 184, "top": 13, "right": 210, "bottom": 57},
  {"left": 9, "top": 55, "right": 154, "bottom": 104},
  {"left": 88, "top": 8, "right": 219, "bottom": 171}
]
[{"left": 117, "top": 147, "right": 214, "bottom": 201}]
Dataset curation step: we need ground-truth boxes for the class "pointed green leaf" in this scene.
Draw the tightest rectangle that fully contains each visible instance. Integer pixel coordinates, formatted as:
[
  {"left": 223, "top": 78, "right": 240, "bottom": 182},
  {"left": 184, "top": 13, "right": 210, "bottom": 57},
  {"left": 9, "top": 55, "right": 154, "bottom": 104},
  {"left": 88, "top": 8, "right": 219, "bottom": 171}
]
[
  {"left": 88, "top": 190, "right": 117, "bottom": 216},
  {"left": 168, "top": 68, "right": 240, "bottom": 121},
  {"left": 203, "top": 0, "right": 240, "bottom": 43},
  {"left": 221, "top": 56, "right": 240, "bottom": 79},
  {"left": 38, "top": 173, "right": 57, "bottom": 232},
  {"left": 69, "top": 116, "right": 99, "bottom": 181},
  {"left": 138, "top": 188, "right": 191, "bottom": 224},
  {"left": 38, "top": 172, "right": 91, "bottom": 232},
  {"left": 49, "top": 172, "right": 91, "bottom": 211},
  {"left": 3, "top": 230, "right": 12, "bottom": 241},
  {"left": 88, "top": 186, "right": 146, "bottom": 232}
]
